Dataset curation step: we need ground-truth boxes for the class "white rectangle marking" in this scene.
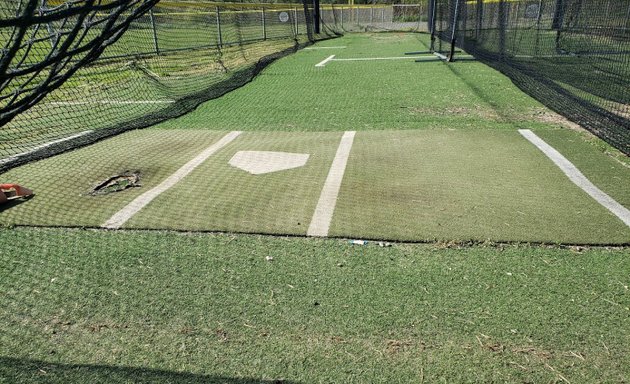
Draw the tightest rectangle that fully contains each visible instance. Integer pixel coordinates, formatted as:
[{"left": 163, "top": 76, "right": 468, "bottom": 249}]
[
  {"left": 519, "top": 129, "right": 630, "bottom": 227},
  {"left": 307, "top": 131, "right": 356, "bottom": 237},
  {"left": 102, "top": 131, "right": 242, "bottom": 229},
  {"left": 315, "top": 55, "right": 336, "bottom": 67}
]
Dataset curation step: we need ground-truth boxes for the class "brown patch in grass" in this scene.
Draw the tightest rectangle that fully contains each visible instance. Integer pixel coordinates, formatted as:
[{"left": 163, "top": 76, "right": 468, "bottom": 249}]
[
  {"left": 516, "top": 108, "right": 585, "bottom": 131},
  {"left": 404, "top": 106, "right": 500, "bottom": 120},
  {"left": 386, "top": 339, "right": 414, "bottom": 354},
  {"left": 215, "top": 328, "right": 229, "bottom": 342}
]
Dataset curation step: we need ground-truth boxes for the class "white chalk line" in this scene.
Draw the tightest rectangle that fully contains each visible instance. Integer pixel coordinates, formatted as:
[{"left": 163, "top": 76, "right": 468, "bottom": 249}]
[
  {"left": 519, "top": 129, "right": 630, "bottom": 228},
  {"left": 304, "top": 46, "right": 347, "bottom": 50},
  {"left": 0, "top": 130, "right": 93, "bottom": 165},
  {"left": 51, "top": 100, "right": 175, "bottom": 106},
  {"left": 332, "top": 56, "right": 418, "bottom": 62},
  {"left": 315, "top": 55, "right": 336, "bottom": 67},
  {"left": 307, "top": 131, "right": 356, "bottom": 237},
  {"left": 102, "top": 131, "right": 242, "bottom": 229},
  {"left": 433, "top": 52, "right": 448, "bottom": 60}
]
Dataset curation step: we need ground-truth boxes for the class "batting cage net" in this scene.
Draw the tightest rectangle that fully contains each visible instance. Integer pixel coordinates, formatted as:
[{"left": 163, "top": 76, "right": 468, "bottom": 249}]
[
  {"left": 1, "top": 0, "right": 325, "bottom": 172},
  {"left": 432, "top": 0, "right": 630, "bottom": 155}
]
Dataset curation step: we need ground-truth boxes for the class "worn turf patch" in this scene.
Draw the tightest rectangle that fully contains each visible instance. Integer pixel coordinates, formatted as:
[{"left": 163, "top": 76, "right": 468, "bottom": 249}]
[
  {"left": 330, "top": 130, "right": 630, "bottom": 244},
  {"left": 0, "top": 130, "right": 229, "bottom": 227}
]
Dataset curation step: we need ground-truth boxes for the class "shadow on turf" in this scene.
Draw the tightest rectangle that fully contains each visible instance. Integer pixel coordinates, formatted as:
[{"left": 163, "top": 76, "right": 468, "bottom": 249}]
[
  {"left": 0, "top": 356, "right": 299, "bottom": 384},
  {"left": 0, "top": 196, "right": 33, "bottom": 212}
]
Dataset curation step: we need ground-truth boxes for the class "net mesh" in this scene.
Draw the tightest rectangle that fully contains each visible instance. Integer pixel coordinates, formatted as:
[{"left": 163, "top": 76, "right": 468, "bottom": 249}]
[
  {"left": 433, "top": 0, "right": 630, "bottom": 154},
  {"left": 1, "top": 0, "right": 324, "bottom": 172}
]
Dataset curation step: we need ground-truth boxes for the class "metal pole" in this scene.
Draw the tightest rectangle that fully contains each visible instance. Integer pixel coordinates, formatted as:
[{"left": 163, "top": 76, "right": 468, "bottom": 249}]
[
  {"left": 382, "top": 7, "right": 385, "bottom": 25},
  {"left": 262, "top": 7, "right": 267, "bottom": 40},
  {"left": 429, "top": 0, "right": 437, "bottom": 51},
  {"left": 499, "top": 0, "right": 507, "bottom": 60},
  {"left": 475, "top": 0, "right": 482, "bottom": 40},
  {"left": 216, "top": 6, "right": 223, "bottom": 48},
  {"left": 149, "top": 9, "right": 159, "bottom": 55},
  {"left": 295, "top": 7, "right": 299, "bottom": 35},
  {"left": 449, "top": 0, "right": 461, "bottom": 61},
  {"left": 535, "top": 0, "right": 543, "bottom": 55},
  {"left": 370, "top": 6, "right": 374, "bottom": 26},
  {"left": 341, "top": 6, "right": 344, "bottom": 29},
  {"left": 313, "top": 0, "right": 321, "bottom": 34}
]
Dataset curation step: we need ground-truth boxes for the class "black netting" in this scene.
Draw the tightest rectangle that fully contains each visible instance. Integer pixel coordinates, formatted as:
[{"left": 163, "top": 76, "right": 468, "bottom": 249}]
[
  {"left": 433, "top": 0, "right": 630, "bottom": 154},
  {"left": 1, "top": 0, "right": 326, "bottom": 172}
]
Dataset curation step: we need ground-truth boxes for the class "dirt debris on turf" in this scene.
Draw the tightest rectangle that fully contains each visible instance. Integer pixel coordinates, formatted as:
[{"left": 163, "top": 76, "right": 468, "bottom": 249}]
[{"left": 90, "top": 171, "right": 141, "bottom": 195}]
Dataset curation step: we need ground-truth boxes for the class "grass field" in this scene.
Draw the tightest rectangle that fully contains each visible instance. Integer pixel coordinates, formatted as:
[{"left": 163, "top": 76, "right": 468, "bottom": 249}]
[
  {"left": 1, "top": 32, "right": 630, "bottom": 382},
  {"left": 1, "top": 228, "right": 629, "bottom": 383}
]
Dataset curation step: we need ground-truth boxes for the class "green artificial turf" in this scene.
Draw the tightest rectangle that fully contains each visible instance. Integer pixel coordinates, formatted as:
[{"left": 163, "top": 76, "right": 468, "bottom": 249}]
[
  {"left": 2, "top": 31, "right": 628, "bottom": 242},
  {"left": 0, "top": 130, "right": 227, "bottom": 227},
  {"left": 125, "top": 131, "right": 343, "bottom": 234},
  {"left": 1, "top": 228, "right": 629, "bottom": 383},
  {"left": 155, "top": 33, "right": 553, "bottom": 132},
  {"left": 330, "top": 130, "right": 630, "bottom": 244}
]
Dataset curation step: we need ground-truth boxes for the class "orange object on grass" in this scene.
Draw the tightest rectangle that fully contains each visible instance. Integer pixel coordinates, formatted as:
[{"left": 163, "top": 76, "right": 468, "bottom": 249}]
[{"left": 0, "top": 184, "right": 34, "bottom": 204}]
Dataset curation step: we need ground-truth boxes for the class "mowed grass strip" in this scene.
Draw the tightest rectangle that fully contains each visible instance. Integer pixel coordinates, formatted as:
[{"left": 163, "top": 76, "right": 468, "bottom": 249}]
[
  {"left": 0, "top": 130, "right": 228, "bottom": 227},
  {"left": 0, "top": 228, "right": 629, "bottom": 383},
  {"left": 155, "top": 33, "right": 552, "bottom": 132},
  {"left": 124, "top": 131, "right": 343, "bottom": 235},
  {"left": 330, "top": 130, "right": 630, "bottom": 244}
]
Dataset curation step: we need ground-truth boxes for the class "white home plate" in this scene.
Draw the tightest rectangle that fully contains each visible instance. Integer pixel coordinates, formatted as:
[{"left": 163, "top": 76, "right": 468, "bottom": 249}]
[{"left": 229, "top": 151, "right": 310, "bottom": 175}]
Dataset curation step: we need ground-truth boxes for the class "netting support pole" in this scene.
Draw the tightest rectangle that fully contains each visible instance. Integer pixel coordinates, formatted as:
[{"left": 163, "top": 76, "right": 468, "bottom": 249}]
[
  {"left": 262, "top": 7, "right": 267, "bottom": 40},
  {"left": 216, "top": 6, "right": 223, "bottom": 48},
  {"left": 149, "top": 9, "right": 160, "bottom": 55},
  {"left": 498, "top": 0, "right": 507, "bottom": 61},
  {"left": 313, "top": 0, "right": 321, "bottom": 34},
  {"left": 535, "top": 0, "right": 543, "bottom": 55},
  {"left": 341, "top": 6, "right": 344, "bottom": 29},
  {"left": 295, "top": 7, "right": 299, "bottom": 35},
  {"left": 429, "top": 0, "right": 437, "bottom": 51},
  {"left": 381, "top": 7, "right": 385, "bottom": 25},
  {"left": 370, "top": 6, "right": 374, "bottom": 26},
  {"left": 449, "top": 0, "right": 461, "bottom": 62},
  {"left": 475, "top": 0, "right": 482, "bottom": 40},
  {"left": 552, "top": 0, "right": 565, "bottom": 52}
]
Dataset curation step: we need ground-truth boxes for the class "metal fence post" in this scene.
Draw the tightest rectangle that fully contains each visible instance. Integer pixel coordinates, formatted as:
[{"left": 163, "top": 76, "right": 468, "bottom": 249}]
[
  {"left": 382, "top": 7, "right": 385, "bottom": 25},
  {"left": 262, "top": 7, "right": 267, "bottom": 40},
  {"left": 475, "top": 0, "right": 483, "bottom": 40},
  {"left": 499, "top": 0, "right": 507, "bottom": 60},
  {"left": 149, "top": 9, "right": 160, "bottom": 55},
  {"left": 370, "top": 6, "right": 374, "bottom": 25},
  {"left": 535, "top": 0, "right": 543, "bottom": 55},
  {"left": 216, "top": 6, "right": 223, "bottom": 48},
  {"left": 341, "top": 6, "right": 344, "bottom": 28},
  {"left": 294, "top": 7, "right": 299, "bottom": 35}
]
